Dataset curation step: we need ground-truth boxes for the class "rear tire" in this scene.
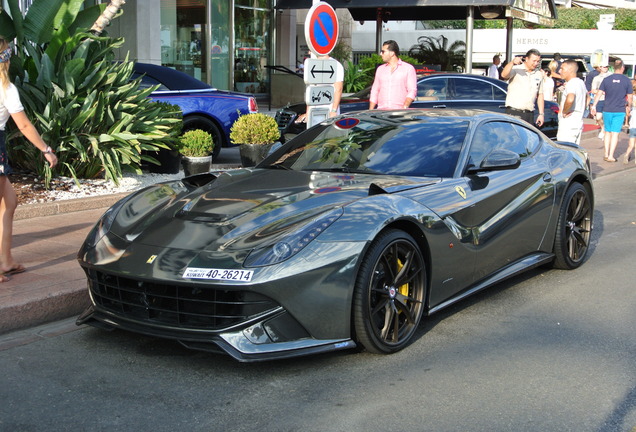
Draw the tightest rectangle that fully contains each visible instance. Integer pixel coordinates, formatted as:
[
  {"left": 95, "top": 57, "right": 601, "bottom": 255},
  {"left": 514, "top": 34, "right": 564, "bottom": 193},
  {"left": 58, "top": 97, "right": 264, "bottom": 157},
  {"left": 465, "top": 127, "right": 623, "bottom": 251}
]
[
  {"left": 182, "top": 115, "right": 223, "bottom": 158},
  {"left": 552, "top": 183, "right": 593, "bottom": 269},
  {"left": 353, "top": 229, "right": 426, "bottom": 354}
]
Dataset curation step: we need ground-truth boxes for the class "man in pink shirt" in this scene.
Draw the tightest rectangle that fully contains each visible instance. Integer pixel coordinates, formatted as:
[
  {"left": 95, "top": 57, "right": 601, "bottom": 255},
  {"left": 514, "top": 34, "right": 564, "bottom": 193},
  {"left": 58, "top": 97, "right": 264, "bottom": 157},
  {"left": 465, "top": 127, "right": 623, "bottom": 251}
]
[{"left": 369, "top": 40, "right": 417, "bottom": 110}]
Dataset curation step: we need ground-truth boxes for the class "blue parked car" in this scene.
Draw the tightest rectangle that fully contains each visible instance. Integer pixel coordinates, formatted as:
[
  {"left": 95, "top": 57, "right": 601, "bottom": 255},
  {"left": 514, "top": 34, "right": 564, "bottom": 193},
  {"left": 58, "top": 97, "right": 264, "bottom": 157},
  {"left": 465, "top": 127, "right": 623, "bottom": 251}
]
[{"left": 133, "top": 63, "right": 258, "bottom": 158}]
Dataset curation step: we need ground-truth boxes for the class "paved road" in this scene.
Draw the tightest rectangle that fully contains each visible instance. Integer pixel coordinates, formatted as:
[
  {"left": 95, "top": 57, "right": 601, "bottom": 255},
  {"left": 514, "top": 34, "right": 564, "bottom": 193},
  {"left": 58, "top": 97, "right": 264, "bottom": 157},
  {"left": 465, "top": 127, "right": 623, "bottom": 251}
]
[{"left": 1, "top": 169, "right": 635, "bottom": 431}]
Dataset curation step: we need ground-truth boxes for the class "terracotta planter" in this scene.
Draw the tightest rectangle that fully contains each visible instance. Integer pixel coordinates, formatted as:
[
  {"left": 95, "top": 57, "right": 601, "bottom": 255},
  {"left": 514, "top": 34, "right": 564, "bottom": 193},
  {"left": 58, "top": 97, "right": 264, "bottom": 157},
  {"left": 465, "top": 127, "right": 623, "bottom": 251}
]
[
  {"left": 239, "top": 143, "right": 274, "bottom": 167},
  {"left": 181, "top": 155, "right": 212, "bottom": 176}
]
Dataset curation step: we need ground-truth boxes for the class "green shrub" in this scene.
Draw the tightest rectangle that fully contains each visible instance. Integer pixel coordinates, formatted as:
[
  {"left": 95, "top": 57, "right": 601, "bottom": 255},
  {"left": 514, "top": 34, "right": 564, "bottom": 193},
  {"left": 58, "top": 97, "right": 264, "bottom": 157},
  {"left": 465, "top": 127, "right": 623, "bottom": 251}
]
[
  {"left": 7, "top": 33, "right": 180, "bottom": 186},
  {"left": 176, "top": 129, "right": 213, "bottom": 157},
  {"left": 230, "top": 113, "right": 280, "bottom": 145},
  {"left": 343, "top": 61, "right": 374, "bottom": 93},
  {"left": 2, "top": 1, "right": 179, "bottom": 186}
]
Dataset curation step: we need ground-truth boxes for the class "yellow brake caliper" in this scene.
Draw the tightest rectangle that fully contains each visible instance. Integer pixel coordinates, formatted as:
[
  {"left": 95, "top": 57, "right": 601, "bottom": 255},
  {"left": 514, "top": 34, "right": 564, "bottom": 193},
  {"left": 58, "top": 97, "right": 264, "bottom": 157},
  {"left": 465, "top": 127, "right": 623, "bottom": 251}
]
[{"left": 397, "top": 259, "right": 409, "bottom": 299}]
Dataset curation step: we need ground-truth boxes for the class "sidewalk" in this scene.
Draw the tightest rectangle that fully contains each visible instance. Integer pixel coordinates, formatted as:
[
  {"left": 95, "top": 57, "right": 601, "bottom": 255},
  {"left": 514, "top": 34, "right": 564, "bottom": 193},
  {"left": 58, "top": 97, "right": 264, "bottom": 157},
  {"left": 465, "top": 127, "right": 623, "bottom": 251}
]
[{"left": 1, "top": 121, "right": 634, "bottom": 335}]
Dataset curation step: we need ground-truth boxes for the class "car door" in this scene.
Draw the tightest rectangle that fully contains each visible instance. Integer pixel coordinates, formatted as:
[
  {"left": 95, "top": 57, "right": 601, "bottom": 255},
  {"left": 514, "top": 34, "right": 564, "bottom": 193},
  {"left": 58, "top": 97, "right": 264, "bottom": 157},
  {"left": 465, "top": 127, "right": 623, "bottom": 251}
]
[
  {"left": 448, "top": 76, "right": 507, "bottom": 113},
  {"left": 412, "top": 76, "right": 451, "bottom": 109},
  {"left": 456, "top": 120, "right": 556, "bottom": 282}
]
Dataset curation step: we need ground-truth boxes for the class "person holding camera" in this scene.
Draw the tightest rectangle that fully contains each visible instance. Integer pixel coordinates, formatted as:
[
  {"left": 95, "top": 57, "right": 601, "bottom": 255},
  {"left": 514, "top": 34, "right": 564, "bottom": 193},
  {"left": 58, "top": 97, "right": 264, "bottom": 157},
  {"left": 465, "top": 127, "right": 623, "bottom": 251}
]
[{"left": 500, "top": 48, "right": 545, "bottom": 127}]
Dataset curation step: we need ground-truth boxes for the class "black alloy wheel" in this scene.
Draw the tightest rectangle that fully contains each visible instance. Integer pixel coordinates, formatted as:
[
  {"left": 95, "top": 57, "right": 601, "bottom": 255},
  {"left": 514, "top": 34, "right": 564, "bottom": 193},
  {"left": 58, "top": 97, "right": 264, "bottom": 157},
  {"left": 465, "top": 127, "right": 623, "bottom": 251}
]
[
  {"left": 353, "top": 229, "right": 426, "bottom": 354},
  {"left": 183, "top": 115, "right": 223, "bottom": 158},
  {"left": 552, "top": 182, "right": 593, "bottom": 269}
]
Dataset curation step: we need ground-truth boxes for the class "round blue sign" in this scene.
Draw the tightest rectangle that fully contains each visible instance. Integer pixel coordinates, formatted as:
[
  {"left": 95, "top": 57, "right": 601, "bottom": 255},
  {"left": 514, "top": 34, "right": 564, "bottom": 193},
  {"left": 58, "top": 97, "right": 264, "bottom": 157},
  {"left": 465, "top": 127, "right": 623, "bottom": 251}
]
[
  {"left": 305, "top": 2, "right": 339, "bottom": 56},
  {"left": 335, "top": 118, "right": 360, "bottom": 129}
]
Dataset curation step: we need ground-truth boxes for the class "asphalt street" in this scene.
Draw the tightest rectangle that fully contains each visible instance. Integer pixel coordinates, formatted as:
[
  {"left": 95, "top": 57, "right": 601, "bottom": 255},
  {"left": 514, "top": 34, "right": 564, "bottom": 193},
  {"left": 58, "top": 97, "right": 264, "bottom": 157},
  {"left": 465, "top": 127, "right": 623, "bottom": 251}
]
[{"left": 0, "top": 166, "right": 634, "bottom": 431}]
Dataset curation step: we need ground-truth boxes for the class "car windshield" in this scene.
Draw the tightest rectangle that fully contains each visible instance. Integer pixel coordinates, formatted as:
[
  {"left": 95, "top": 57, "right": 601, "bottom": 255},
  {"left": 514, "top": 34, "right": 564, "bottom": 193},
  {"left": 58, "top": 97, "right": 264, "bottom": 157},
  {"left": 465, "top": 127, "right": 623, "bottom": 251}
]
[{"left": 265, "top": 114, "right": 469, "bottom": 178}]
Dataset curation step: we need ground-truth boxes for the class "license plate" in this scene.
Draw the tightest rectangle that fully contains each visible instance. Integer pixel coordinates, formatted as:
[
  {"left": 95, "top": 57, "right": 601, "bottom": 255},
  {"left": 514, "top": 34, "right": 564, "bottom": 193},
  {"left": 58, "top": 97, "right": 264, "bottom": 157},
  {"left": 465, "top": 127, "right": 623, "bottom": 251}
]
[{"left": 182, "top": 267, "right": 254, "bottom": 282}]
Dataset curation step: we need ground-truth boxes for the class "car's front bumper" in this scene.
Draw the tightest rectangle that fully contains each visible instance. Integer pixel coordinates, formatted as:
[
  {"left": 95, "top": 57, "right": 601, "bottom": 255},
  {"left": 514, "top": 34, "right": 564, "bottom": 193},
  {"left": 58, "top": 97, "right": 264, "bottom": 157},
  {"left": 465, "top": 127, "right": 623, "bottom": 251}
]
[{"left": 77, "top": 302, "right": 356, "bottom": 362}]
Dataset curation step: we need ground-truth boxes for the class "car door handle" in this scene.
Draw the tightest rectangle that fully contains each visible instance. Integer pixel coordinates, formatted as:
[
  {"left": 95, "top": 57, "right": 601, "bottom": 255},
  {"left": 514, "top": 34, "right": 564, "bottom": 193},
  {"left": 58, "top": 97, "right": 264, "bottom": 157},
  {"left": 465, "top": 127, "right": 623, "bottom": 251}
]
[
  {"left": 543, "top": 173, "right": 552, "bottom": 182},
  {"left": 433, "top": 105, "right": 447, "bottom": 108}
]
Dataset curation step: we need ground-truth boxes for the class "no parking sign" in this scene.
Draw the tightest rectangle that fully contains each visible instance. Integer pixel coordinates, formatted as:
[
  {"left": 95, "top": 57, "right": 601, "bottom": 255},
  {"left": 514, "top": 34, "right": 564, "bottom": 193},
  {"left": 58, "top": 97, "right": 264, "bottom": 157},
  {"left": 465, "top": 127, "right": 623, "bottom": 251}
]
[{"left": 304, "top": 2, "right": 339, "bottom": 56}]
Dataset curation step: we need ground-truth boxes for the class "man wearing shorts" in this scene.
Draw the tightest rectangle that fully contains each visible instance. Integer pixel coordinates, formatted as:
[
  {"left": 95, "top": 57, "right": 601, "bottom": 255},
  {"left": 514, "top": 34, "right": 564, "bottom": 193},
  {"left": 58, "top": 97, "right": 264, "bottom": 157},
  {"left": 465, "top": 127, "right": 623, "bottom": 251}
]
[
  {"left": 591, "top": 59, "right": 633, "bottom": 162},
  {"left": 590, "top": 64, "right": 611, "bottom": 140}
]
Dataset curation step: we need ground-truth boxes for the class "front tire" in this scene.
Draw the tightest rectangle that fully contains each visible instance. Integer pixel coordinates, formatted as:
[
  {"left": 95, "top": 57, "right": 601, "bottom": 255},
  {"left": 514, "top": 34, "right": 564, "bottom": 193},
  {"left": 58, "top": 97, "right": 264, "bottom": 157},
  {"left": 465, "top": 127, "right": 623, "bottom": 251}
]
[
  {"left": 353, "top": 229, "right": 426, "bottom": 354},
  {"left": 552, "top": 183, "right": 593, "bottom": 269}
]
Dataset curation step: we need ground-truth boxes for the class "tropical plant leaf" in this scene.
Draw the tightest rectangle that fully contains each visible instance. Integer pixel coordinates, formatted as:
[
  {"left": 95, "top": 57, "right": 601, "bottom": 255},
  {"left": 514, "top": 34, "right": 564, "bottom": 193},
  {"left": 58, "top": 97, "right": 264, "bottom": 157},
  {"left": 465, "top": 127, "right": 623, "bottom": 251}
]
[
  {"left": 22, "top": 0, "right": 69, "bottom": 44},
  {"left": 0, "top": 10, "right": 16, "bottom": 40},
  {"left": 5, "top": 0, "right": 24, "bottom": 43}
]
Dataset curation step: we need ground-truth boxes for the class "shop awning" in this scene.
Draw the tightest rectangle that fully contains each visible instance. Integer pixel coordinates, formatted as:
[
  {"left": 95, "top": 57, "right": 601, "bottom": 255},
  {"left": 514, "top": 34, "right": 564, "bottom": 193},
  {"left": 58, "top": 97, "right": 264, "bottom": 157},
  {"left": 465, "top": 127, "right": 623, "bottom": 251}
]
[
  {"left": 275, "top": 0, "right": 557, "bottom": 23},
  {"left": 275, "top": 0, "right": 557, "bottom": 72}
]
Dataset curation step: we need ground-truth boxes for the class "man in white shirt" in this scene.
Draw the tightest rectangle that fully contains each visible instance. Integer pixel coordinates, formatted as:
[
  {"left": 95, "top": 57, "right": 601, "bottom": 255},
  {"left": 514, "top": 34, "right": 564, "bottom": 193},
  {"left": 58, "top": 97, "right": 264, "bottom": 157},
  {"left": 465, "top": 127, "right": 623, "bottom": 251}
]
[
  {"left": 557, "top": 60, "right": 588, "bottom": 144},
  {"left": 500, "top": 49, "right": 545, "bottom": 127},
  {"left": 487, "top": 54, "right": 500, "bottom": 79}
]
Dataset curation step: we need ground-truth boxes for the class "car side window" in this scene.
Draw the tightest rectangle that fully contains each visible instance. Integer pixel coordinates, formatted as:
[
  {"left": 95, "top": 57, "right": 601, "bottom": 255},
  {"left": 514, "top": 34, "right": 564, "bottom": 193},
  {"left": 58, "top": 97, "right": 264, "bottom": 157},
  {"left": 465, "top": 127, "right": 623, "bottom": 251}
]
[
  {"left": 489, "top": 122, "right": 531, "bottom": 157},
  {"left": 512, "top": 124, "right": 542, "bottom": 156},
  {"left": 453, "top": 78, "right": 493, "bottom": 100},
  {"left": 131, "top": 72, "right": 170, "bottom": 91},
  {"left": 492, "top": 85, "right": 506, "bottom": 101},
  {"left": 469, "top": 121, "right": 531, "bottom": 168},
  {"left": 417, "top": 78, "right": 448, "bottom": 101}
]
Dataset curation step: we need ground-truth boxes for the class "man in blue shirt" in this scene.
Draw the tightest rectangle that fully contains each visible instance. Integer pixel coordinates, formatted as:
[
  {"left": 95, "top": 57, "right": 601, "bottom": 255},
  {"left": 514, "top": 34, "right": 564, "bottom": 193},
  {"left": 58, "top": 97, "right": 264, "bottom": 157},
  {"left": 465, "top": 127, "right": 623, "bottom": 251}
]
[{"left": 591, "top": 59, "right": 633, "bottom": 162}]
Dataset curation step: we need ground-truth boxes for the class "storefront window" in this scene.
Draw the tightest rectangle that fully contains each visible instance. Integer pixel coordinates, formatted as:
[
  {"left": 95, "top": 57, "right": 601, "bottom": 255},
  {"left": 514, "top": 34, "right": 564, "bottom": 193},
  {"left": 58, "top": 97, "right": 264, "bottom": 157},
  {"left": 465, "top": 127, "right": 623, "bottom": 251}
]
[
  {"left": 234, "top": 0, "right": 271, "bottom": 94},
  {"left": 160, "top": 0, "right": 207, "bottom": 82},
  {"left": 210, "top": 1, "right": 230, "bottom": 89}
]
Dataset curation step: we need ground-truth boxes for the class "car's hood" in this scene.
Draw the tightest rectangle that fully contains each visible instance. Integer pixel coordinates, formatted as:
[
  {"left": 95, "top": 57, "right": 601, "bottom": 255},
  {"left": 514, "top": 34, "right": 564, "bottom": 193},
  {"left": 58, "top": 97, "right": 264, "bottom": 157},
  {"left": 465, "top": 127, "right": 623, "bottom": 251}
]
[{"left": 113, "top": 169, "right": 439, "bottom": 252}]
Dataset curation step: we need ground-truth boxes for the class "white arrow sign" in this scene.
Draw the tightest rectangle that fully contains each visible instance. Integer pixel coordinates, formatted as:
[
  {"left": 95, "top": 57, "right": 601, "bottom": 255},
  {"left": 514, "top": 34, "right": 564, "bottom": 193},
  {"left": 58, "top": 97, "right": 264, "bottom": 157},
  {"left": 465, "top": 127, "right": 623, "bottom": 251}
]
[{"left": 303, "top": 58, "right": 339, "bottom": 84}]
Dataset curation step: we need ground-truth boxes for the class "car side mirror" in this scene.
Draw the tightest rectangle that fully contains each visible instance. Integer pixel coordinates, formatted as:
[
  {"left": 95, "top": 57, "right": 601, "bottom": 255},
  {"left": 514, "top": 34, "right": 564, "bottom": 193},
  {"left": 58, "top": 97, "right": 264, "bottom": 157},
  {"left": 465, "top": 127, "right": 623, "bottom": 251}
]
[{"left": 467, "top": 148, "right": 521, "bottom": 173}]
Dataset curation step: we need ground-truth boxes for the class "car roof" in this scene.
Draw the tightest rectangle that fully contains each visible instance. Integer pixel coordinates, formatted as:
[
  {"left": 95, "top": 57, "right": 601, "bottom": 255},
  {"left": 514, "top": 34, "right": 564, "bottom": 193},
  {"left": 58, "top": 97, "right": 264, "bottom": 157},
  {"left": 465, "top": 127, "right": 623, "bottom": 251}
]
[
  {"left": 347, "top": 73, "right": 507, "bottom": 99},
  {"left": 133, "top": 62, "right": 212, "bottom": 91},
  {"left": 420, "top": 73, "right": 506, "bottom": 86},
  {"left": 349, "top": 108, "right": 500, "bottom": 122}
]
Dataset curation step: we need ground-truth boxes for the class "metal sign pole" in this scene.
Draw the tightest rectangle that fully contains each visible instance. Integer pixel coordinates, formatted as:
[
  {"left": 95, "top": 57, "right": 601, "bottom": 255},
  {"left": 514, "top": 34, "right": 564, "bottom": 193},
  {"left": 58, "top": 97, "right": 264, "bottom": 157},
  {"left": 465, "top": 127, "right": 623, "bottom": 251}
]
[{"left": 304, "top": 1, "right": 340, "bottom": 128}]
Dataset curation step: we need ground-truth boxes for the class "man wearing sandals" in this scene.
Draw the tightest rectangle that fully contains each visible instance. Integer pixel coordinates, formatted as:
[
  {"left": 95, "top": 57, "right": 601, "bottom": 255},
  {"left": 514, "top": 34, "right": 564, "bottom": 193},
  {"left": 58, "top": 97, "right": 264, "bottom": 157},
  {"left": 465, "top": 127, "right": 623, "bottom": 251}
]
[{"left": 591, "top": 59, "right": 633, "bottom": 162}]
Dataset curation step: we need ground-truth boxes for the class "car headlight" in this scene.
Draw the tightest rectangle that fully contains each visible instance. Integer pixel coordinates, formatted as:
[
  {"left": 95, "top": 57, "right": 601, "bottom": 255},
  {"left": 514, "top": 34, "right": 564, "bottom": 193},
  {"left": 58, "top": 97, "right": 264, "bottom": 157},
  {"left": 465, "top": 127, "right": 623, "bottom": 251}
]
[
  {"left": 85, "top": 194, "right": 135, "bottom": 247},
  {"left": 244, "top": 208, "right": 343, "bottom": 267}
]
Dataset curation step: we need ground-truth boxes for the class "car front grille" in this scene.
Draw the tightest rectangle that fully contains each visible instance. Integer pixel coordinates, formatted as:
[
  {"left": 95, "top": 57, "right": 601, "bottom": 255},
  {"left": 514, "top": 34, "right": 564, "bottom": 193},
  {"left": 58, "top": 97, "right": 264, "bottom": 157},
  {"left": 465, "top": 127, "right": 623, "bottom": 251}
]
[
  {"left": 86, "top": 269, "right": 279, "bottom": 331},
  {"left": 275, "top": 109, "right": 296, "bottom": 129}
]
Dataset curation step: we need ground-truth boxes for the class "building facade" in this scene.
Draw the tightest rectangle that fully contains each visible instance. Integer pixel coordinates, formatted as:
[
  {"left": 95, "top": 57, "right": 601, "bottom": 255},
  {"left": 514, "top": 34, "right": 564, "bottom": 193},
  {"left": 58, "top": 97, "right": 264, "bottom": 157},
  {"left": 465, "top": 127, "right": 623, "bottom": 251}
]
[{"left": 108, "top": 0, "right": 275, "bottom": 94}]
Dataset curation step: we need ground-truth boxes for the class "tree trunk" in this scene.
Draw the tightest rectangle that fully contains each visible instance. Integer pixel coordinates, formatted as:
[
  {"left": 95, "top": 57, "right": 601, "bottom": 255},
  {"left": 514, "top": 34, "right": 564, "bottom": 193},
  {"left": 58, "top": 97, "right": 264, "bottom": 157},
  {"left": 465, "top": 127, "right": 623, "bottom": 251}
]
[{"left": 90, "top": 0, "right": 126, "bottom": 36}]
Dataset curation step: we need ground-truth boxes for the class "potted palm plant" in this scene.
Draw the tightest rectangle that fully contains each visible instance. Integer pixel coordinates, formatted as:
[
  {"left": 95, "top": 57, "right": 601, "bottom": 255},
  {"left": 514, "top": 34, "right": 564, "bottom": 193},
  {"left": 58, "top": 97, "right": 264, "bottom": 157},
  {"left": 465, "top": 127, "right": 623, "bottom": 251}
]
[
  {"left": 230, "top": 113, "right": 280, "bottom": 167},
  {"left": 176, "top": 129, "right": 214, "bottom": 176}
]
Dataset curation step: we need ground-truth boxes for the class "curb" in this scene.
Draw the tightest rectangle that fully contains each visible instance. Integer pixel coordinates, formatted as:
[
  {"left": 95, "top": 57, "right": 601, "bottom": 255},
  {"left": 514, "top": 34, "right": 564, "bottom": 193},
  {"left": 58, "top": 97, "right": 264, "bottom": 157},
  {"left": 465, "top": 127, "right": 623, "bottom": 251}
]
[
  {"left": 0, "top": 279, "right": 89, "bottom": 336},
  {"left": 15, "top": 192, "right": 130, "bottom": 221}
]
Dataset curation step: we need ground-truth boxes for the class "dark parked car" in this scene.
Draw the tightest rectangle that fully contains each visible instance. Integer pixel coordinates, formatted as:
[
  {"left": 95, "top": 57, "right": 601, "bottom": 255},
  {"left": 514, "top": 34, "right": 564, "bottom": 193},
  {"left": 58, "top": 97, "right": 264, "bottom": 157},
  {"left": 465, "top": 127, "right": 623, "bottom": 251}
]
[
  {"left": 133, "top": 63, "right": 258, "bottom": 157},
  {"left": 77, "top": 109, "right": 593, "bottom": 362},
  {"left": 276, "top": 73, "right": 559, "bottom": 141}
]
